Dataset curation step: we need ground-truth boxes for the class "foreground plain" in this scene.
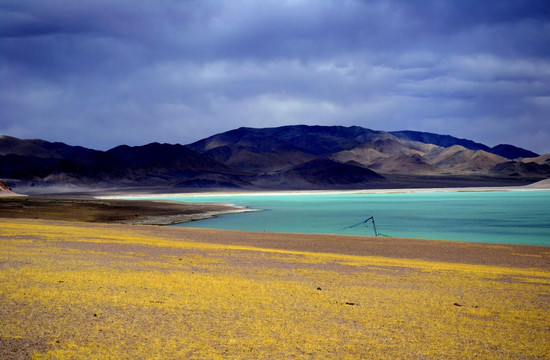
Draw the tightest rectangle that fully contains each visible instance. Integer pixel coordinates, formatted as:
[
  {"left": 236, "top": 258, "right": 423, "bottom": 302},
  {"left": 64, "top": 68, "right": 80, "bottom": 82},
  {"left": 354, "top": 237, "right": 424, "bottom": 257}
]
[{"left": 1, "top": 218, "right": 549, "bottom": 359}]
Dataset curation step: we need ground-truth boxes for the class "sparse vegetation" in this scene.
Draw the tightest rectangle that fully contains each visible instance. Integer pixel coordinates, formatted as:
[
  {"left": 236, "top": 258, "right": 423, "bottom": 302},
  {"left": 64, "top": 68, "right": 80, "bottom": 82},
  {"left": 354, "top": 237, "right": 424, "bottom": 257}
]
[{"left": 1, "top": 219, "right": 549, "bottom": 359}]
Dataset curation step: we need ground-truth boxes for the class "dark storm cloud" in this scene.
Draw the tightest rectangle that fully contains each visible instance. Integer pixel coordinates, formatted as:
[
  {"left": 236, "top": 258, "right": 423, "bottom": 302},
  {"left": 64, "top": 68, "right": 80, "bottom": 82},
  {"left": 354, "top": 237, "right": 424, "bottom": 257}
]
[{"left": 1, "top": 0, "right": 549, "bottom": 154}]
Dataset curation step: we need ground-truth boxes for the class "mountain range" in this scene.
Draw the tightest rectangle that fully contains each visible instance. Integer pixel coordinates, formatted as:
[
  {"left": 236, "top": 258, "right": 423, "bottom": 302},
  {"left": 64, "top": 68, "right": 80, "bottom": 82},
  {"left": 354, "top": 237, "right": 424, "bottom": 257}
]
[{"left": 1, "top": 125, "right": 549, "bottom": 193}]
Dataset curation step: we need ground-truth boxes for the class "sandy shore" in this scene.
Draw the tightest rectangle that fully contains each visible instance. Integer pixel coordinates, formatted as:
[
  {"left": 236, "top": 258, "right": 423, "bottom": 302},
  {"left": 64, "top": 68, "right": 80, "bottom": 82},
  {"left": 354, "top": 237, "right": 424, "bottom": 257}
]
[
  {"left": 0, "top": 184, "right": 548, "bottom": 268},
  {"left": 0, "top": 196, "right": 250, "bottom": 225}
]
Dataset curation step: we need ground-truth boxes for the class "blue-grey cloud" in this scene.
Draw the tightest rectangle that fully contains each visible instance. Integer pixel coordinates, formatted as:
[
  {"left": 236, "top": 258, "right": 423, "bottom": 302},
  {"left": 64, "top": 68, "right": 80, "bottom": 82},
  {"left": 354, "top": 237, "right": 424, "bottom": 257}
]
[{"left": 1, "top": 0, "right": 549, "bottom": 154}]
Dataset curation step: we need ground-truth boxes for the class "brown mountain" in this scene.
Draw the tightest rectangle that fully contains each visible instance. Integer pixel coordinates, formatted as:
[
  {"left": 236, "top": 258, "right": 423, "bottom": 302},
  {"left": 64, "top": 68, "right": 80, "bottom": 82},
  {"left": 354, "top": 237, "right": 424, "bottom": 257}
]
[
  {"left": 0, "top": 135, "right": 96, "bottom": 158},
  {"left": 203, "top": 144, "right": 316, "bottom": 172},
  {"left": 369, "top": 154, "right": 439, "bottom": 175},
  {"left": 521, "top": 154, "right": 550, "bottom": 166},
  {"left": 422, "top": 145, "right": 507, "bottom": 173},
  {"left": 390, "top": 130, "right": 539, "bottom": 159},
  {"left": 1, "top": 125, "right": 548, "bottom": 193},
  {"left": 330, "top": 139, "right": 438, "bottom": 175},
  {"left": 187, "top": 125, "right": 391, "bottom": 170},
  {"left": 0, "top": 139, "right": 249, "bottom": 191},
  {"left": 330, "top": 141, "right": 507, "bottom": 175},
  {"left": 188, "top": 126, "right": 548, "bottom": 187},
  {"left": 490, "top": 160, "right": 550, "bottom": 177},
  {"left": 252, "top": 158, "right": 387, "bottom": 189}
]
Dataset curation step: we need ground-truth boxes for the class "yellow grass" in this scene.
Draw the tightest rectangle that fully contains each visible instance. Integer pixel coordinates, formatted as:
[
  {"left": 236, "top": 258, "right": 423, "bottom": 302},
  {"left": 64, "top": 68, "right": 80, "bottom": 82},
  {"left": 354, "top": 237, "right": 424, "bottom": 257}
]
[{"left": 1, "top": 219, "right": 549, "bottom": 359}]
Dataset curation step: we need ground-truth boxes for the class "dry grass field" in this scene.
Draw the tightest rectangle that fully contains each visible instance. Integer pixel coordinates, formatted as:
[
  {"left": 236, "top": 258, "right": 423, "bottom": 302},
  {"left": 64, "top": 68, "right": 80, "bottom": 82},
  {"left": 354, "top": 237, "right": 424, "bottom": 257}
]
[{"left": 1, "top": 218, "right": 549, "bottom": 359}]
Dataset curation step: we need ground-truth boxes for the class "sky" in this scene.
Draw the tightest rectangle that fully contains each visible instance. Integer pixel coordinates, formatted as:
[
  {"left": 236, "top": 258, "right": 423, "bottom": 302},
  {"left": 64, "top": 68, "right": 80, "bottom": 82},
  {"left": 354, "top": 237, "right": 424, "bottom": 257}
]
[{"left": 1, "top": 0, "right": 550, "bottom": 154}]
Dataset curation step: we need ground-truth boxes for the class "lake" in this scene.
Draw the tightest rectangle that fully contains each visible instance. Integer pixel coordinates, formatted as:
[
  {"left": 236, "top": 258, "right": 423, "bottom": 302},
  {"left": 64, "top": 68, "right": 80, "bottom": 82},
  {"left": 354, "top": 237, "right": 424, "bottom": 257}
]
[{"left": 128, "top": 190, "right": 550, "bottom": 246}]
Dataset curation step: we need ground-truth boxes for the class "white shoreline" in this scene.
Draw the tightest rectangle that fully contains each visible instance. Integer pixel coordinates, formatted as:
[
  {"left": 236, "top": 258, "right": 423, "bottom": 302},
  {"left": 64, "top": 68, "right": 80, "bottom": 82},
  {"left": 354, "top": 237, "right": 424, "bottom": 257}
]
[
  {"left": 96, "top": 182, "right": 550, "bottom": 200},
  {"left": 118, "top": 207, "right": 260, "bottom": 225}
]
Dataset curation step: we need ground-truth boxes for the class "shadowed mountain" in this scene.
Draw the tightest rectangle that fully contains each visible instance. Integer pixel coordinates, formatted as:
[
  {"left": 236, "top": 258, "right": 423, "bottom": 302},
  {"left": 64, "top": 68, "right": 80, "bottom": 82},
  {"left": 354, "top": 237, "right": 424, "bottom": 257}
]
[
  {"left": 490, "top": 161, "right": 550, "bottom": 177},
  {"left": 521, "top": 154, "right": 550, "bottom": 166},
  {"left": 106, "top": 143, "right": 234, "bottom": 175},
  {"left": 190, "top": 126, "right": 548, "bottom": 183},
  {"left": 390, "top": 131, "right": 491, "bottom": 152},
  {"left": 1, "top": 125, "right": 548, "bottom": 192},
  {"left": 101, "top": 143, "right": 248, "bottom": 187},
  {"left": 187, "top": 125, "right": 392, "bottom": 172},
  {"left": 199, "top": 144, "right": 316, "bottom": 172},
  {"left": 189, "top": 125, "right": 391, "bottom": 156},
  {"left": 490, "top": 144, "right": 539, "bottom": 159},
  {"left": 252, "top": 158, "right": 387, "bottom": 189},
  {"left": 390, "top": 131, "right": 540, "bottom": 159},
  {"left": 0, "top": 135, "right": 97, "bottom": 159},
  {"left": 0, "top": 138, "right": 249, "bottom": 189}
]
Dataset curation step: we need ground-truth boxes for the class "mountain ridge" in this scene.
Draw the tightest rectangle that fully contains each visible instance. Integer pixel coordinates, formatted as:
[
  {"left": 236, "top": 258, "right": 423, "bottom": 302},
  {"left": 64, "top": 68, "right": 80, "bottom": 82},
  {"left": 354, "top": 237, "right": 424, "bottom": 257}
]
[{"left": 1, "top": 126, "right": 548, "bottom": 193}]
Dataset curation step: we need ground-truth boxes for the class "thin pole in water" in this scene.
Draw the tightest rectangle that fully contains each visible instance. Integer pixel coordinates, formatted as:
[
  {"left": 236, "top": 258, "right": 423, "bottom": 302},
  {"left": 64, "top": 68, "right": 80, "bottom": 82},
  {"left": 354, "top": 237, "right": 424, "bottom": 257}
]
[{"left": 364, "top": 216, "right": 378, "bottom": 237}]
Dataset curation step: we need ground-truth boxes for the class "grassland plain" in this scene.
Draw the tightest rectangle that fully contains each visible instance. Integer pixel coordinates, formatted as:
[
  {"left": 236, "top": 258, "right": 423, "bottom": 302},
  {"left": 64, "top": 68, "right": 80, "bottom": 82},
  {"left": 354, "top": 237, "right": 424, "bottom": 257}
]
[{"left": 1, "top": 218, "right": 549, "bottom": 359}]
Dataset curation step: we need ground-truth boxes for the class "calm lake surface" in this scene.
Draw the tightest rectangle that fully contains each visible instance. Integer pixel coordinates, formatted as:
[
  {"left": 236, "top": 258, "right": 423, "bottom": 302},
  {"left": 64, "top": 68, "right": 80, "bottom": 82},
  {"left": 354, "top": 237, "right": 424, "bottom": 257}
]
[{"left": 133, "top": 190, "right": 550, "bottom": 246}]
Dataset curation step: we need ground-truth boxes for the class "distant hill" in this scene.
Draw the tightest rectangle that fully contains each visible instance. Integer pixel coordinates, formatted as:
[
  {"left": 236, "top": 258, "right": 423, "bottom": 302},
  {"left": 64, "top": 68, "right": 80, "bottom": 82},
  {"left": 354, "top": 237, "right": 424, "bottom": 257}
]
[
  {"left": 1, "top": 126, "right": 548, "bottom": 193},
  {"left": 0, "top": 135, "right": 96, "bottom": 159},
  {"left": 490, "top": 161, "right": 550, "bottom": 177},
  {"left": 189, "top": 126, "right": 548, "bottom": 182},
  {"left": 490, "top": 144, "right": 539, "bottom": 159},
  {"left": 187, "top": 125, "right": 391, "bottom": 172},
  {"left": 0, "top": 136, "right": 248, "bottom": 190},
  {"left": 390, "top": 131, "right": 539, "bottom": 159},
  {"left": 189, "top": 125, "right": 390, "bottom": 156},
  {"left": 522, "top": 154, "right": 550, "bottom": 166},
  {"left": 253, "top": 158, "right": 387, "bottom": 189},
  {"left": 389, "top": 130, "right": 491, "bottom": 151}
]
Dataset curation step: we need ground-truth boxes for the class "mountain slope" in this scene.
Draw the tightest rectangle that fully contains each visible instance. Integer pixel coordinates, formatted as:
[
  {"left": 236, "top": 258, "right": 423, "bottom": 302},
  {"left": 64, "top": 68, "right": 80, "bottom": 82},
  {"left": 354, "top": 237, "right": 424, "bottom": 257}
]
[
  {"left": 189, "top": 125, "right": 391, "bottom": 157},
  {"left": 422, "top": 145, "right": 507, "bottom": 173},
  {"left": 252, "top": 158, "right": 387, "bottom": 189},
  {"left": 1, "top": 125, "right": 547, "bottom": 192},
  {"left": 369, "top": 154, "right": 439, "bottom": 174},
  {"left": 490, "top": 161, "right": 550, "bottom": 177},
  {"left": 189, "top": 126, "right": 547, "bottom": 182},
  {"left": 0, "top": 138, "right": 248, "bottom": 188},
  {"left": 187, "top": 125, "right": 392, "bottom": 172},
  {"left": 202, "top": 144, "right": 316, "bottom": 172},
  {"left": 330, "top": 139, "right": 439, "bottom": 175},
  {"left": 390, "top": 131, "right": 540, "bottom": 159},
  {"left": 521, "top": 154, "right": 550, "bottom": 166},
  {"left": 490, "top": 144, "right": 539, "bottom": 159},
  {"left": 0, "top": 135, "right": 96, "bottom": 159},
  {"left": 390, "top": 131, "right": 491, "bottom": 152}
]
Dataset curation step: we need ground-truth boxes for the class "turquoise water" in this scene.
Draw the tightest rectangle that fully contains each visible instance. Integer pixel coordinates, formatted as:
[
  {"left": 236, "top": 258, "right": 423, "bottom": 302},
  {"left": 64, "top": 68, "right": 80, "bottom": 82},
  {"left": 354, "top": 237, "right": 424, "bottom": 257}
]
[{"left": 132, "top": 191, "right": 550, "bottom": 246}]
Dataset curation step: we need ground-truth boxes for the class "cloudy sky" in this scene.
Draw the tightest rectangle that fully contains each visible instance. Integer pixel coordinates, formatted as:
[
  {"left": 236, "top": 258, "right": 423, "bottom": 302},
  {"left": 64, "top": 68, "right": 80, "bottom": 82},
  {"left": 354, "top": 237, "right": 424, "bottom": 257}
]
[{"left": 1, "top": 0, "right": 550, "bottom": 154}]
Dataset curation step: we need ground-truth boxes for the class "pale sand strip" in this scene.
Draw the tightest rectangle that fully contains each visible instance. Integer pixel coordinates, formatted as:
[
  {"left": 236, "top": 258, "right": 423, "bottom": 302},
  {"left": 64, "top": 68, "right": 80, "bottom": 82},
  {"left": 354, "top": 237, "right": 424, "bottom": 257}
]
[{"left": 97, "top": 180, "right": 550, "bottom": 200}]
